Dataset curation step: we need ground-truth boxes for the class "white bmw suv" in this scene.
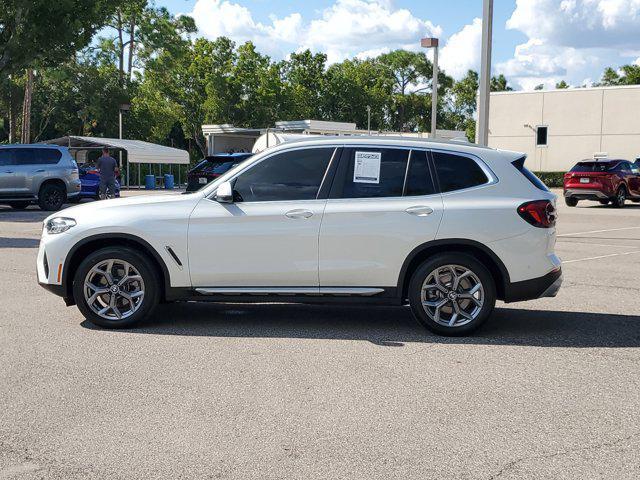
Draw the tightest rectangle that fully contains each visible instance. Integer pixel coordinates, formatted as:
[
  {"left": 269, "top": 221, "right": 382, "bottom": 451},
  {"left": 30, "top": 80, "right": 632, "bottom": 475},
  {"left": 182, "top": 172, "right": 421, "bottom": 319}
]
[{"left": 38, "top": 137, "right": 561, "bottom": 335}]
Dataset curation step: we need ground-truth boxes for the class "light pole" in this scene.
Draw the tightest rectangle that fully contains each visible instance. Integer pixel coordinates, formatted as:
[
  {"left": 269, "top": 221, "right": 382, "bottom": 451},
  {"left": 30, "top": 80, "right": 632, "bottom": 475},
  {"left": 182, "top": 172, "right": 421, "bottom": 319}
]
[
  {"left": 477, "top": 0, "right": 494, "bottom": 146},
  {"left": 119, "top": 103, "right": 131, "bottom": 187},
  {"left": 366, "top": 105, "right": 371, "bottom": 134},
  {"left": 421, "top": 37, "right": 439, "bottom": 138}
]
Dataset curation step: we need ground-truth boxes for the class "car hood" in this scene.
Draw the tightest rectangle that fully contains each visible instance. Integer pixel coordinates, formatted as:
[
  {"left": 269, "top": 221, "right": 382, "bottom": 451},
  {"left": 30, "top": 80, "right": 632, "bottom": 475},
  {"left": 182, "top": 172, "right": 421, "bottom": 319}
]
[{"left": 45, "top": 192, "right": 203, "bottom": 224}]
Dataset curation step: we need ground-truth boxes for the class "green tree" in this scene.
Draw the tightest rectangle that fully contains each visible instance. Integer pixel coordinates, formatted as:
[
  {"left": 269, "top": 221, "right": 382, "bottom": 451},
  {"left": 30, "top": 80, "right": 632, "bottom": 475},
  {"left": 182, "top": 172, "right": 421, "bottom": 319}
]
[
  {"left": 598, "top": 64, "right": 640, "bottom": 86},
  {"left": 96, "top": 1, "right": 196, "bottom": 84},
  {"left": 555, "top": 80, "right": 569, "bottom": 89},
  {"left": 281, "top": 50, "right": 327, "bottom": 119},
  {"left": 377, "top": 50, "right": 453, "bottom": 132},
  {"left": 490, "top": 74, "right": 513, "bottom": 92},
  {"left": 323, "top": 58, "right": 392, "bottom": 130},
  {"left": 447, "top": 69, "right": 479, "bottom": 141},
  {"left": 0, "top": 0, "right": 123, "bottom": 75}
]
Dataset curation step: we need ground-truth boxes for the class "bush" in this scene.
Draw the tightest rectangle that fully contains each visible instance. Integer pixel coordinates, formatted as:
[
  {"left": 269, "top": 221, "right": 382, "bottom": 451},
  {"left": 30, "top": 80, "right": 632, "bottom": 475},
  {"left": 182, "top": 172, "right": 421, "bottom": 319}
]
[{"left": 533, "top": 171, "right": 565, "bottom": 188}]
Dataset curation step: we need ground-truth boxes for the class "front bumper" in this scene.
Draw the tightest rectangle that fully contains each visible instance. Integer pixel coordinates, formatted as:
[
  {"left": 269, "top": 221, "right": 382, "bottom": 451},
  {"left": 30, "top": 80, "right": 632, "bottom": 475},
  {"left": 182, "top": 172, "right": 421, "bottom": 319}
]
[{"left": 503, "top": 268, "right": 562, "bottom": 303}]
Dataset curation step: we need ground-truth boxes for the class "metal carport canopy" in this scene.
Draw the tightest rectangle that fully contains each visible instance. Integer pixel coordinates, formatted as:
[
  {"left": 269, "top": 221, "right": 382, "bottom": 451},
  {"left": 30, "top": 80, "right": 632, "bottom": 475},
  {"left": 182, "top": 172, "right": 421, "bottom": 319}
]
[{"left": 46, "top": 136, "right": 190, "bottom": 165}]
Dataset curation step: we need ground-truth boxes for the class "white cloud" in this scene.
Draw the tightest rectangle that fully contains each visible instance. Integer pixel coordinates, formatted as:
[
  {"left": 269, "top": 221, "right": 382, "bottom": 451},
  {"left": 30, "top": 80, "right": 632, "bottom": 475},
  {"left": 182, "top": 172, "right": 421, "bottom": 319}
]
[
  {"left": 190, "top": 0, "right": 442, "bottom": 63},
  {"left": 500, "top": 0, "right": 640, "bottom": 89},
  {"left": 440, "top": 18, "right": 482, "bottom": 79},
  {"left": 507, "top": 0, "right": 640, "bottom": 48},
  {"left": 302, "top": 0, "right": 441, "bottom": 63}
]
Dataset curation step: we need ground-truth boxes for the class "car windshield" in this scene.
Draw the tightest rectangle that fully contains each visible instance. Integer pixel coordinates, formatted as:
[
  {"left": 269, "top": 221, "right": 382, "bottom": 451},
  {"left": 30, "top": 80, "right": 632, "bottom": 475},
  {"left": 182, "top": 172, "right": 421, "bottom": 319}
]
[{"left": 570, "top": 162, "right": 617, "bottom": 172}]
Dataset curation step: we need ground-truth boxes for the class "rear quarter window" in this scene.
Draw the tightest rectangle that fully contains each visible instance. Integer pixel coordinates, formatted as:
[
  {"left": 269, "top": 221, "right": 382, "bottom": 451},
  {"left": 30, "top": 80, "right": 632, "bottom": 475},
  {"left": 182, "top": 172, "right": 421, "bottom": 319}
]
[
  {"left": 512, "top": 156, "right": 549, "bottom": 192},
  {"left": 433, "top": 151, "right": 489, "bottom": 193}
]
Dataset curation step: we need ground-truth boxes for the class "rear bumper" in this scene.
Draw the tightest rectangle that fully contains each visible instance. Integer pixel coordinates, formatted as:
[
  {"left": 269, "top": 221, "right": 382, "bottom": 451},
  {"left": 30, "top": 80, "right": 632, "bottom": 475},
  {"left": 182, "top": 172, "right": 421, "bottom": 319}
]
[
  {"left": 564, "top": 188, "right": 610, "bottom": 200},
  {"left": 504, "top": 268, "right": 562, "bottom": 303}
]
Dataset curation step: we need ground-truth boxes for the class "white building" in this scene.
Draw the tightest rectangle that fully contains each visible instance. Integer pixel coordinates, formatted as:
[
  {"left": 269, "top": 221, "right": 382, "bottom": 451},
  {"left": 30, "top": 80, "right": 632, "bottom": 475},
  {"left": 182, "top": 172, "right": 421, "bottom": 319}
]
[{"left": 487, "top": 85, "right": 640, "bottom": 172}]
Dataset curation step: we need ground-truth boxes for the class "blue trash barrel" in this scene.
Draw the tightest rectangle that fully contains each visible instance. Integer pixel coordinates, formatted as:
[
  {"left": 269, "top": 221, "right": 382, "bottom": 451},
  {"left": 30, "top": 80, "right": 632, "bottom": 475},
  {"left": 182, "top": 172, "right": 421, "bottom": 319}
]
[
  {"left": 144, "top": 174, "right": 155, "bottom": 190},
  {"left": 164, "top": 174, "right": 174, "bottom": 189}
]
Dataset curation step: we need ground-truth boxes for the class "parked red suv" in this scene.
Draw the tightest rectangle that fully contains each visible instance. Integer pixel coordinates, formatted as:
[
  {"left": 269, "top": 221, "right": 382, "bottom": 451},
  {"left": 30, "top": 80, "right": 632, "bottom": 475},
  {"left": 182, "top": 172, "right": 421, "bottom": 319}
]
[{"left": 563, "top": 159, "right": 640, "bottom": 207}]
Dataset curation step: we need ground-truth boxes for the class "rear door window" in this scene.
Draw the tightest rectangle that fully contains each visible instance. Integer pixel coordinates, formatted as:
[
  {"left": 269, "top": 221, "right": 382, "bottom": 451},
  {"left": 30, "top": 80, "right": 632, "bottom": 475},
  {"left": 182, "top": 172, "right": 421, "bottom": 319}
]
[
  {"left": 432, "top": 151, "right": 489, "bottom": 193},
  {"left": 13, "top": 148, "right": 62, "bottom": 165},
  {"left": 331, "top": 147, "right": 410, "bottom": 199}
]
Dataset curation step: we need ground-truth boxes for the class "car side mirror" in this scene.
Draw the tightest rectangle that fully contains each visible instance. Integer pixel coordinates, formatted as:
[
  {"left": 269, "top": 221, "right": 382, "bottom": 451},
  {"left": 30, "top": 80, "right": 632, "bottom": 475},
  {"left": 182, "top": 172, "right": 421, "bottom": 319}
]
[{"left": 215, "top": 181, "right": 234, "bottom": 203}]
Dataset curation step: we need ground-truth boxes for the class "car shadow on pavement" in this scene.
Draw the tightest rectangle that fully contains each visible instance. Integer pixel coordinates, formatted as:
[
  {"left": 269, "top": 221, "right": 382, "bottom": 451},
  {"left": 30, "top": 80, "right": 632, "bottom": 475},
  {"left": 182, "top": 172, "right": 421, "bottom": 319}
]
[
  {"left": 0, "top": 208, "right": 50, "bottom": 223},
  {"left": 81, "top": 302, "right": 640, "bottom": 348},
  {"left": 0, "top": 237, "right": 40, "bottom": 248}
]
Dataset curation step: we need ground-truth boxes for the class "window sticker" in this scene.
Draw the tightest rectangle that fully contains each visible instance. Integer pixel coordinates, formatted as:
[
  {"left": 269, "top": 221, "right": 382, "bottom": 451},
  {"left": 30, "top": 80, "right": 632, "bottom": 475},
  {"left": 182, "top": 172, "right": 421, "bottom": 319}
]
[{"left": 353, "top": 151, "right": 381, "bottom": 184}]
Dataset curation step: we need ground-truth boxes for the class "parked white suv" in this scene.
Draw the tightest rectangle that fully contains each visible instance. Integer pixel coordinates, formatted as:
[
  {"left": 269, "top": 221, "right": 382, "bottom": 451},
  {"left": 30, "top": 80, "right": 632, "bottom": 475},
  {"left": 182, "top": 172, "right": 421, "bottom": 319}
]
[{"left": 38, "top": 137, "right": 561, "bottom": 335}]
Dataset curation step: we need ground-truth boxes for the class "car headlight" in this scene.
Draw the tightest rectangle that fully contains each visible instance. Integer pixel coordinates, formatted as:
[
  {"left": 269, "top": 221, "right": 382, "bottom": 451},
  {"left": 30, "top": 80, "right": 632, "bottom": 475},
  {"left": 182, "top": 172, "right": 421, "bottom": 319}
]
[{"left": 45, "top": 217, "right": 76, "bottom": 234}]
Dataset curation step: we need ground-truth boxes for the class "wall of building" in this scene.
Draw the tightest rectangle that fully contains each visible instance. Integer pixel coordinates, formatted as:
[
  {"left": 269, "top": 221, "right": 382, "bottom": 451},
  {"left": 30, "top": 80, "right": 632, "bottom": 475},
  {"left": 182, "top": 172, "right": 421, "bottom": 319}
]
[{"left": 488, "top": 85, "right": 640, "bottom": 172}]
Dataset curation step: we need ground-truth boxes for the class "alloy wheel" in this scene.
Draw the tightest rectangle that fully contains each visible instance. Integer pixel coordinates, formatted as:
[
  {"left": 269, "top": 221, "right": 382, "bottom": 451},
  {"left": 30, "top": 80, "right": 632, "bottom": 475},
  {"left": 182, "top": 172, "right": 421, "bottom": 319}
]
[
  {"left": 420, "top": 264, "right": 484, "bottom": 328},
  {"left": 83, "top": 259, "right": 145, "bottom": 320}
]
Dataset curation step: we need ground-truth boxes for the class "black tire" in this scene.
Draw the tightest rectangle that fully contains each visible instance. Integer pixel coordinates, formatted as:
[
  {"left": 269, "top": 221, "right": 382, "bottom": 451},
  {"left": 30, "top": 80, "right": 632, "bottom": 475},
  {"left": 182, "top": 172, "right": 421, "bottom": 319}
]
[
  {"left": 38, "top": 183, "right": 66, "bottom": 211},
  {"left": 408, "top": 253, "right": 497, "bottom": 336},
  {"left": 8, "top": 201, "right": 30, "bottom": 209},
  {"left": 565, "top": 197, "right": 578, "bottom": 207},
  {"left": 598, "top": 200, "right": 609, "bottom": 205},
  {"left": 73, "top": 247, "right": 160, "bottom": 329},
  {"left": 611, "top": 186, "right": 626, "bottom": 208}
]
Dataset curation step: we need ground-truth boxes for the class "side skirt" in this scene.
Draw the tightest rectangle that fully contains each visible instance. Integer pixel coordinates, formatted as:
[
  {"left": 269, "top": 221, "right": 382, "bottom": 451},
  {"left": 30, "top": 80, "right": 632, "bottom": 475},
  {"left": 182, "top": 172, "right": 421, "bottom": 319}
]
[{"left": 165, "top": 287, "right": 403, "bottom": 306}]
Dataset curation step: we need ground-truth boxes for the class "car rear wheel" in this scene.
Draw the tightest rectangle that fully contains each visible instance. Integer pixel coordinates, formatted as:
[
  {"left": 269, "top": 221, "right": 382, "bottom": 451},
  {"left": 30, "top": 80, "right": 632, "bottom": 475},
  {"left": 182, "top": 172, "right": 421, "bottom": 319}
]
[
  {"left": 565, "top": 197, "right": 578, "bottom": 207},
  {"left": 38, "top": 183, "right": 66, "bottom": 211},
  {"left": 8, "top": 201, "right": 30, "bottom": 209},
  {"left": 73, "top": 247, "right": 160, "bottom": 329},
  {"left": 611, "top": 187, "right": 626, "bottom": 208},
  {"left": 408, "top": 253, "right": 496, "bottom": 336}
]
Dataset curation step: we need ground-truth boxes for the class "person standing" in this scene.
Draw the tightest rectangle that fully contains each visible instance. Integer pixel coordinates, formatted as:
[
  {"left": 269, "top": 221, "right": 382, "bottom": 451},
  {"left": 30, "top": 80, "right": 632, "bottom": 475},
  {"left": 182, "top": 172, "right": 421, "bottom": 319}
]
[{"left": 97, "top": 147, "right": 118, "bottom": 199}]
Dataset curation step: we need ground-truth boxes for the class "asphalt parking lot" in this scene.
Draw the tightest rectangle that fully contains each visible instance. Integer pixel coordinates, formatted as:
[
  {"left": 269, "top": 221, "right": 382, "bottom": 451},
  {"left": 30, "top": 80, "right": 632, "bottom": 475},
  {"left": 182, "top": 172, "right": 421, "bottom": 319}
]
[{"left": 1, "top": 190, "right": 639, "bottom": 479}]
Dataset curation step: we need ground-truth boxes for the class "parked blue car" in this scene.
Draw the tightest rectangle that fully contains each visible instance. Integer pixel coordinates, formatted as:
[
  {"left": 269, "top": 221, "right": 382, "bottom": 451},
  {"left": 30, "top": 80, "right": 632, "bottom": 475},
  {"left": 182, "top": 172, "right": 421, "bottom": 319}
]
[{"left": 75, "top": 163, "right": 121, "bottom": 201}]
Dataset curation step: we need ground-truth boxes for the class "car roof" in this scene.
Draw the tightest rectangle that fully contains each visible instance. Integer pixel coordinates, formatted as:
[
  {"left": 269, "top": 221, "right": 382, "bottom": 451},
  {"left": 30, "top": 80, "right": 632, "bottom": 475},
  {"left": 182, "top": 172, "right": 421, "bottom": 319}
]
[
  {"left": 0, "top": 144, "right": 66, "bottom": 150},
  {"left": 577, "top": 159, "right": 624, "bottom": 164},
  {"left": 206, "top": 153, "right": 252, "bottom": 159}
]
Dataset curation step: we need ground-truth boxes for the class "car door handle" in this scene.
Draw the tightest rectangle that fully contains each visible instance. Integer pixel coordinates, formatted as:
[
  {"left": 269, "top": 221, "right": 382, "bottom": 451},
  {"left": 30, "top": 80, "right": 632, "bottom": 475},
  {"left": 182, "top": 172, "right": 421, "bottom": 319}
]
[
  {"left": 34, "top": 169, "right": 45, "bottom": 173},
  {"left": 4, "top": 170, "right": 14, "bottom": 174},
  {"left": 285, "top": 209, "right": 314, "bottom": 219},
  {"left": 405, "top": 205, "right": 434, "bottom": 216}
]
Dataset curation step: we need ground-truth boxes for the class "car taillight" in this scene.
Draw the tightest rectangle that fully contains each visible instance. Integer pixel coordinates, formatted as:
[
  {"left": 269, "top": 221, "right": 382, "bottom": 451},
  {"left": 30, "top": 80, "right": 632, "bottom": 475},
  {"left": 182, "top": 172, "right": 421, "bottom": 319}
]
[{"left": 517, "top": 200, "right": 556, "bottom": 228}]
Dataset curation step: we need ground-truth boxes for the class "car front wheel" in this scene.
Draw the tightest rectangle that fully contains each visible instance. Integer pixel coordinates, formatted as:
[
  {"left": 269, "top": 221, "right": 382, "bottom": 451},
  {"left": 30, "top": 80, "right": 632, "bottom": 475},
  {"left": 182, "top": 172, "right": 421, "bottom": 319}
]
[
  {"left": 408, "top": 253, "right": 496, "bottom": 336},
  {"left": 38, "top": 183, "right": 66, "bottom": 211},
  {"left": 73, "top": 247, "right": 160, "bottom": 329}
]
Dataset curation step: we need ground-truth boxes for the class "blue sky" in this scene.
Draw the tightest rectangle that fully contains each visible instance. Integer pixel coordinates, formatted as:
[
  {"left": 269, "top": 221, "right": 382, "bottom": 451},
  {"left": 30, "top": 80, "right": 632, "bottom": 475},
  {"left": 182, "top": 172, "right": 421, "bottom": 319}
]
[{"left": 157, "top": 0, "right": 640, "bottom": 90}]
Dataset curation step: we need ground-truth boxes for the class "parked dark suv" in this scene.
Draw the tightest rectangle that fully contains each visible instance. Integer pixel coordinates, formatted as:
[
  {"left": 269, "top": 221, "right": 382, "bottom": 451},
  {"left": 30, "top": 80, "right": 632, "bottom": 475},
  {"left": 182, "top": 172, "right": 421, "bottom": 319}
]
[
  {"left": 185, "top": 153, "right": 252, "bottom": 192},
  {"left": 563, "top": 159, "right": 640, "bottom": 208},
  {"left": 0, "top": 145, "right": 81, "bottom": 210}
]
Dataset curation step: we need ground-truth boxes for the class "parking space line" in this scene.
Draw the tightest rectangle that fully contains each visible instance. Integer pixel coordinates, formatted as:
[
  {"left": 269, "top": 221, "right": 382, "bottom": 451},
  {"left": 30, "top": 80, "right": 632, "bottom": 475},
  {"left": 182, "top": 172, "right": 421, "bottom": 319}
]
[
  {"left": 558, "top": 227, "right": 640, "bottom": 237},
  {"left": 555, "top": 241, "right": 639, "bottom": 248},
  {"left": 563, "top": 250, "right": 640, "bottom": 264}
]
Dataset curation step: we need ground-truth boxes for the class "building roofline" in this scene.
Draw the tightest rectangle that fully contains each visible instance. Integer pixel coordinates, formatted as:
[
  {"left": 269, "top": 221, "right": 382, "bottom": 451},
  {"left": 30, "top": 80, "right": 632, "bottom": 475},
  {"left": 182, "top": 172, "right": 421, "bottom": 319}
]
[{"left": 490, "top": 84, "right": 640, "bottom": 96}]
